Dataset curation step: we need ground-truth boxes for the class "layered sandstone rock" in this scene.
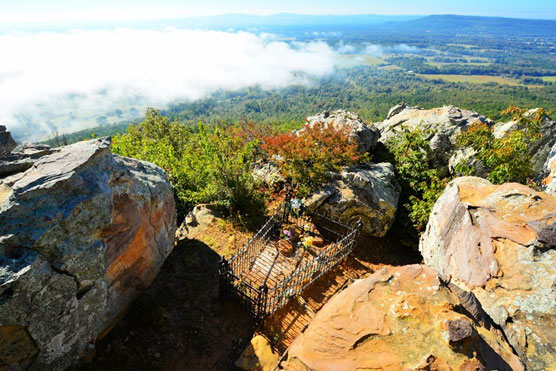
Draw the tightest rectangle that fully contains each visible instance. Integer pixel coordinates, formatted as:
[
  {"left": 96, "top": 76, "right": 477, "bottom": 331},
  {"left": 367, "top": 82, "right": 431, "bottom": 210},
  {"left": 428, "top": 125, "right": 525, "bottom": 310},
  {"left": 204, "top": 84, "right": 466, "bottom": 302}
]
[
  {"left": 420, "top": 177, "right": 556, "bottom": 369},
  {"left": 304, "top": 163, "right": 400, "bottom": 237},
  {"left": 305, "top": 110, "right": 380, "bottom": 154},
  {"left": 280, "top": 265, "right": 523, "bottom": 371},
  {"left": 0, "top": 137, "right": 176, "bottom": 370}
]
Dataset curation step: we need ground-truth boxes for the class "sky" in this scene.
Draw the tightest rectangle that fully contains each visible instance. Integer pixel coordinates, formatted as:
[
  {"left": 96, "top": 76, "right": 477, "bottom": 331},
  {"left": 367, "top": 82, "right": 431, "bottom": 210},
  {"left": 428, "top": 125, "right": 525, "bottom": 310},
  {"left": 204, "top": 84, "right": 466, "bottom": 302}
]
[{"left": 1, "top": 0, "right": 555, "bottom": 24}]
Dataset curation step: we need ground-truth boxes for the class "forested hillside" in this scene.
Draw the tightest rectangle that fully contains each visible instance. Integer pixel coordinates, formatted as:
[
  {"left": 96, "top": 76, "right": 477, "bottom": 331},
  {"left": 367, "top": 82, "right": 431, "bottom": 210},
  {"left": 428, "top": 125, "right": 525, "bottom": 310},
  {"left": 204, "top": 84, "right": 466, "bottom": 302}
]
[{"left": 55, "top": 66, "right": 556, "bottom": 145}]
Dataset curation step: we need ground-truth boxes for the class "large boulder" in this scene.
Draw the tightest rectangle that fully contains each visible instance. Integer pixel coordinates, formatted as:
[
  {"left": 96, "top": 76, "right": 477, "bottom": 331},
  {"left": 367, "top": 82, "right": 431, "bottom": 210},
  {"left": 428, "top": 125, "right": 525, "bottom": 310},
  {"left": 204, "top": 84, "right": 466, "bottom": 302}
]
[
  {"left": 420, "top": 177, "right": 556, "bottom": 370},
  {"left": 0, "top": 126, "right": 18, "bottom": 154},
  {"left": 375, "top": 105, "right": 493, "bottom": 175},
  {"left": 280, "top": 265, "right": 523, "bottom": 371},
  {"left": 0, "top": 138, "right": 176, "bottom": 370},
  {"left": 492, "top": 108, "right": 556, "bottom": 175},
  {"left": 303, "top": 163, "right": 400, "bottom": 237},
  {"left": 541, "top": 142, "right": 556, "bottom": 195},
  {"left": 305, "top": 110, "right": 380, "bottom": 154}
]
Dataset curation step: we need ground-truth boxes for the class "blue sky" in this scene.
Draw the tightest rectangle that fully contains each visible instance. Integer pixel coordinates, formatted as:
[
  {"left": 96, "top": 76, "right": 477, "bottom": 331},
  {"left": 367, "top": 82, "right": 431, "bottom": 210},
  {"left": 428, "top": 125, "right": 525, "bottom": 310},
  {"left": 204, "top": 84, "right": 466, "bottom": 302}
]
[{"left": 2, "top": 0, "right": 556, "bottom": 23}]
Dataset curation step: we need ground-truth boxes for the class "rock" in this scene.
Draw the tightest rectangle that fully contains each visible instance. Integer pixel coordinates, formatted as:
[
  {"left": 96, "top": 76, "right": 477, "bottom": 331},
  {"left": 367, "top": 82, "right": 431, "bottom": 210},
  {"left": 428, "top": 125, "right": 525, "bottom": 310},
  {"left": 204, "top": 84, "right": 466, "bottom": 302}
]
[
  {"left": 279, "top": 265, "right": 523, "bottom": 371},
  {"left": 0, "top": 143, "right": 54, "bottom": 178},
  {"left": 0, "top": 137, "right": 177, "bottom": 370},
  {"left": 186, "top": 204, "right": 222, "bottom": 228},
  {"left": 17, "top": 143, "right": 54, "bottom": 158},
  {"left": 375, "top": 105, "right": 493, "bottom": 175},
  {"left": 492, "top": 108, "right": 556, "bottom": 175},
  {"left": 0, "top": 325, "right": 38, "bottom": 370},
  {"left": 420, "top": 176, "right": 556, "bottom": 370},
  {"left": 305, "top": 110, "right": 380, "bottom": 153},
  {"left": 0, "top": 126, "right": 18, "bottom": 154},
  {"left": 252, "top": 160, "right": 285, "bottom": 190},
  {"left": 541, "top": 142, "right": 556, "bottom": 195},
  {"left": 235, "top": 335, "right": 279, "bottom": 371},
  {"left": 176, "top": 204, "right": 224, "bottom": 240},
  {"left": 445, "top": 318, "right": 474, "bottom": 344},
  {"left": 0, "top": 156, "right": 35, "bottom": 178},
  {"left": 386, "top": 102, "right": 410, "bottom": 120},
  {"left": 304, "top": 163, "right": 400, "bottom": 237}
]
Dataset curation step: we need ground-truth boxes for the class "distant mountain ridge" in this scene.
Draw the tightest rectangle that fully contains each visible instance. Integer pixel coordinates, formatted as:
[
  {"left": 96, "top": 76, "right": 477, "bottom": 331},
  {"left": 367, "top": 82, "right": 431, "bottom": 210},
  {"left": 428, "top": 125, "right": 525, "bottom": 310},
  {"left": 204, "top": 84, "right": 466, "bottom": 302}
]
[
  {"left": 378, "top": 14, "right": 556, "bottom": 37},
  {"left": 3, "top": 13, "right": 555, "bottom": 36}
]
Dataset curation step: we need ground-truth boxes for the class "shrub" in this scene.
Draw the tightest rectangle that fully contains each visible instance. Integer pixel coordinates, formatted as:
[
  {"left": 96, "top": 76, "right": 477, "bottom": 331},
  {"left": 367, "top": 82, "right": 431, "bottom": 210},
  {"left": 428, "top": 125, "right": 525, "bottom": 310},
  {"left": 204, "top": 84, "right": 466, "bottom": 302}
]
[
  {"left": 112, "top": 109, "right": 266, "bottom": 223},
  {"left": 262, "top": 122, "right": 366, "bottom": 197},
  {"left": 455, "top": 106, "right": 544, "bottom": 184},
  {"left": 386, "top": 125, "right": 446, "bottom": 232}
]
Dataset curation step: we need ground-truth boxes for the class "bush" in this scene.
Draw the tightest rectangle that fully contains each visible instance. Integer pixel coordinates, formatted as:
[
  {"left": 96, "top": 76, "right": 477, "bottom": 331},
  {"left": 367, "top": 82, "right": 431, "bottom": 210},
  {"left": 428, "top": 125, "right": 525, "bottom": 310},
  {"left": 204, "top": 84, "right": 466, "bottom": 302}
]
[
  {"left": 262, "top": 122, "right": 367, "bottom": 197},
  {"left": 455, "top": 106, "right": 544, "bottom": 184},
  {"left": 385, "top": 126, "right": 446, "bottom": 232},
  {"left": 112, "top": 109, "right": 266, "bottom": 223}
]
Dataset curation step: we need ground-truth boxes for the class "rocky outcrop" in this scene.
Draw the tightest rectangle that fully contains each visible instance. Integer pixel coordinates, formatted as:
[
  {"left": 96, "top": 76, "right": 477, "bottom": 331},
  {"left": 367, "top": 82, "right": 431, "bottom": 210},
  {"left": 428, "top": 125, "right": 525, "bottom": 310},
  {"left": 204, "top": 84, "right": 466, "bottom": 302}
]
[
  {"left": 235, "top": 335, "right": 279, "bottom": 371},
  {"left": 0, "top": 126, "right": 17, "bottom": 154},
  {"left": 420, "top": 176, "right": 556, "bottom": 369},
  {"left": 305, "top": 110, "right": 380, "bottom": 154},
  {"left": 375, "top": 105, "right": 493, "bottom": 175},
  {"left": 0, "top": 138, "right": 176, "bottom": 370},
  {"left": 252, "top": 160, "right": 285, "bottom": 190},
  {"left": 493, "top": 108, "right": 556, "bottom": 175},
  {"left": 542, "top": 142, "right": 556, "bottom": 195},
  {"left": 0, "top": 143, "right": 55, "bottom": 178},
  {"left": 303, "top": 163, "right": 400, "bottom": 237},
  {"left": 280, "top": 265, "right": 523, "bottom": 371}
]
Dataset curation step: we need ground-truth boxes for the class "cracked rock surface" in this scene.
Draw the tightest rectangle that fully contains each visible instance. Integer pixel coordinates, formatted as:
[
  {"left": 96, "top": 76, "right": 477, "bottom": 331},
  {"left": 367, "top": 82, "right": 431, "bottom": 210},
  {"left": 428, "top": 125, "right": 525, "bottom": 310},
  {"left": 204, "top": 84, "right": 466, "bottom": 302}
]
[
  {"left": 420, "top": 176, "right": 556, "bottom": 370},
  {"left": 0, "top": 137, "right": 176, "bottom": 370},
  {"left": 280, "top": 265, "right": 523, "bottom": 371}
]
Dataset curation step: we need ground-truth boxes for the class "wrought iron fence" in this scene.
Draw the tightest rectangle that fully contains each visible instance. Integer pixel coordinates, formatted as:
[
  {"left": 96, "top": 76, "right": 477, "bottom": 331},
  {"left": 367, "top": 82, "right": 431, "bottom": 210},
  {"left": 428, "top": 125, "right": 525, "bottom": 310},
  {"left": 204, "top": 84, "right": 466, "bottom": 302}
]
[{"left": 219, "top": 193, "right": 361, "bottom": 322}]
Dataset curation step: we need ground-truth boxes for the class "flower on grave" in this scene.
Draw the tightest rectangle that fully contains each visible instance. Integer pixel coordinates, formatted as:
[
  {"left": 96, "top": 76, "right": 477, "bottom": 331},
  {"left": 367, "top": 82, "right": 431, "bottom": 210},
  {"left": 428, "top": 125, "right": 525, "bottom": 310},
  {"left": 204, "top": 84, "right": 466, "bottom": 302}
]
[
  {"left": 302, "top": 236, "right": 314, "bottom": 251},
  {"left": 303, "top": 223, "right": 312, "bottom": 232},
  {"left": 282, "top": 229, "right": 293, "bottom": 240}
]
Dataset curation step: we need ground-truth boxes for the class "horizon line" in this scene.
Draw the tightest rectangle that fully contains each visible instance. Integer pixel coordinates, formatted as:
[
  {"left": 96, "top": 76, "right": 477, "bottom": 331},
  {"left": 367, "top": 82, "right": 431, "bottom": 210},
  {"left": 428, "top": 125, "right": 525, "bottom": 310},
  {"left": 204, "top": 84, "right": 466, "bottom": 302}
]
[{"left": 2, "top": 12, "right": 556, "bottom": 27}]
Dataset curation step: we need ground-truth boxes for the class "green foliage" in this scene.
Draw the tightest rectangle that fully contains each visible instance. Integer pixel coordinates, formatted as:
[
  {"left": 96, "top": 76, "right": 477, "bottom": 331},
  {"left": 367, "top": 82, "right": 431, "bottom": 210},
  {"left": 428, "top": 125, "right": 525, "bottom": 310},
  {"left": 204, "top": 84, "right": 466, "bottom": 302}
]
[
  {"left": 112, "top": 108, "right": 266, "bottom": 223},
  {"left": 262, "top": 122, "right": 367, "bottom": 197},
  {"left": 386, "top": 126, "right": 446, "bottom": 233},
  {"left": 455, "top": 106, "right": 544, "bottom": 184}
]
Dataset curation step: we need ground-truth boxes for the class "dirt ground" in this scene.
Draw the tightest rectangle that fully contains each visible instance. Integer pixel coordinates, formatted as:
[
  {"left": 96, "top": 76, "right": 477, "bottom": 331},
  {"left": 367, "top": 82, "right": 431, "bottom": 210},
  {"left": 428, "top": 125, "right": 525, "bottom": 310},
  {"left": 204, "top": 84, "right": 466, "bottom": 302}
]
[
  {"left": 81, "top": 219, "right": 421, "bottom": 371},
  {"left": 80, "top": 238, "right": 254, "bottom": 371}
]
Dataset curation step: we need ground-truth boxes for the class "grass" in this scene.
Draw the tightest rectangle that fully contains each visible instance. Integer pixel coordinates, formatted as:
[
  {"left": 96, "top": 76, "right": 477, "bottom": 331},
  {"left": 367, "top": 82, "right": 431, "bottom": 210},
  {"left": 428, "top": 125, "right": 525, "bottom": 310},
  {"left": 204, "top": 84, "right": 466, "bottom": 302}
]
[
  {"left": 541, "top": 76, "right": 556, "bottom": 82},
  {"left": 417, "top": 74, "right": 521, "bottom": 86}
]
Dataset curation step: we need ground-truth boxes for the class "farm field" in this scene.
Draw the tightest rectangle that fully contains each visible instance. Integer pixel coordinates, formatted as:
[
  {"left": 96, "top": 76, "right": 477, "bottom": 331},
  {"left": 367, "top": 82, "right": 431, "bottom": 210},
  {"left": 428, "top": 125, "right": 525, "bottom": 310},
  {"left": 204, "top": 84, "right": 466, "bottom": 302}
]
[{"left": 417, "top": 73, "right": 521, "bottom": 85}]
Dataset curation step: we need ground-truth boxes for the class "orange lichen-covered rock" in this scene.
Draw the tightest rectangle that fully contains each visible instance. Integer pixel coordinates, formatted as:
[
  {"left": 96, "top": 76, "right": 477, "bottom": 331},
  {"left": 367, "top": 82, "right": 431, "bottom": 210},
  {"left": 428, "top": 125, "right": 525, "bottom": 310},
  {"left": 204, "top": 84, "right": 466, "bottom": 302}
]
[
  {"left": 280, "top": 265, "right": 523, "bottom": 371},
  {"left": 0, "top": 138, "right": 176, "bottom": 370},
  {"left": 420, "top": 176, "right": 556, "bottom": 370}
]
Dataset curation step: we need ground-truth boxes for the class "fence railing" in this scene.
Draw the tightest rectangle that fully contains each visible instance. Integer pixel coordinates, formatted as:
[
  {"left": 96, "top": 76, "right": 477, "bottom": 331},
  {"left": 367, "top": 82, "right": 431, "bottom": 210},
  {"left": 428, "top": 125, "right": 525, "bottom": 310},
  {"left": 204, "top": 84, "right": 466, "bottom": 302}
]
[{"left": 219, "top": 194, "right": 361, "bottom": 322}]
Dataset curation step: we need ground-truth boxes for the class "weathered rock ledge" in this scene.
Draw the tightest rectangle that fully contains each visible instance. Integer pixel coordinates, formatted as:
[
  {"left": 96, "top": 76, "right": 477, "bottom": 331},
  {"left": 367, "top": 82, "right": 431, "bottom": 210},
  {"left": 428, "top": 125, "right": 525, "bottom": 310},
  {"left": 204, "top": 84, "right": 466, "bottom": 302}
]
[
  {"left": 0, "top": 137, "right": 176, "bottom": 370},
  {"left": 420, "top": 176, "right": 556, "bottom": 370}
]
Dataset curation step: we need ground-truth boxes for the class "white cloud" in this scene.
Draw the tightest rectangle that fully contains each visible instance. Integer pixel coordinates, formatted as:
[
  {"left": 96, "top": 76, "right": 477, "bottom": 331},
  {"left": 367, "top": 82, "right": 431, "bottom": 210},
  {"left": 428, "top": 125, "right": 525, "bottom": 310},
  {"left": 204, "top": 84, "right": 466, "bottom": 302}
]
[{"left": 0, "top": 28, "right": 337, "bottom": 141}]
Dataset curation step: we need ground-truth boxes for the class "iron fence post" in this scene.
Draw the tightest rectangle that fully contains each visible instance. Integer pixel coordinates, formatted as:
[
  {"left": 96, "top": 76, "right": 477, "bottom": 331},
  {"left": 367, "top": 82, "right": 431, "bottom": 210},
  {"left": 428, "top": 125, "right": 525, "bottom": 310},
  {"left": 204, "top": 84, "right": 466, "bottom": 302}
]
[
  {"left": 257, "top": 284, "right": 269, "bottom": 324},
  {"left": 219, "top": 257, "right": 230, "bottom": 299}
]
